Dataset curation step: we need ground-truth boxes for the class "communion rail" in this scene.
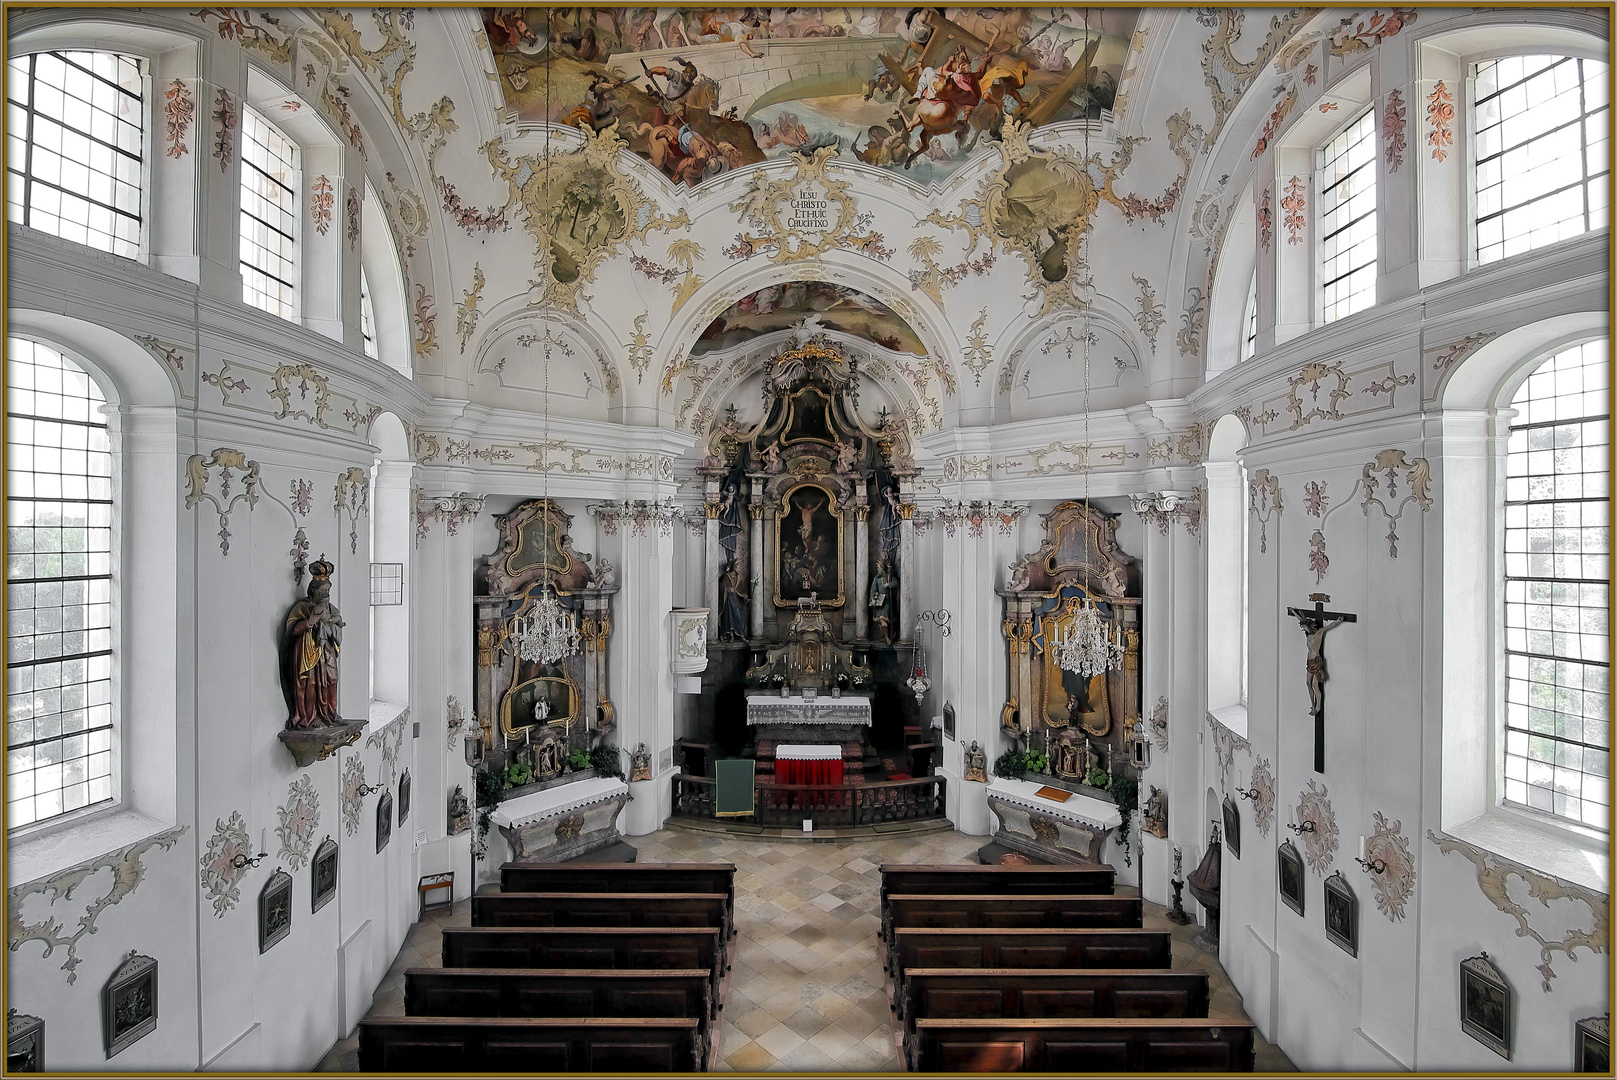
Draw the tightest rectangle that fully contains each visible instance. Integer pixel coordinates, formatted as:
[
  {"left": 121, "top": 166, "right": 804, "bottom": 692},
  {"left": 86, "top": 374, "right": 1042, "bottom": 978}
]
[{"left": 671, "top": 774, "right": 946, "bottom": 829}]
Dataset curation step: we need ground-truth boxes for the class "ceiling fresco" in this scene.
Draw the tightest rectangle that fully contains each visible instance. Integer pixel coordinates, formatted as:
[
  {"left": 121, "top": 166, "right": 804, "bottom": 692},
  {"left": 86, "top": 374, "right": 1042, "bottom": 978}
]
[
  {"left": 691, "top": 281, "right": 927, "bottom": 357},
  {"left": 484, "top": 6, "right": 1141, "bottom": 186}
]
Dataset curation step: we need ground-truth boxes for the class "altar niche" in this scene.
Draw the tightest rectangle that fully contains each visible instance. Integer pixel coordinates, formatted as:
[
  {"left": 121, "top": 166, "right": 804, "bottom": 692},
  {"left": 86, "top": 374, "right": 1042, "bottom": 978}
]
[
  {"left": 1001, "top": 501, "right": 1142, "bottom": 780},
  {"left": 474, "top": 499, "right": 618, "bottom": 786},
  {"left": 693, "top": 335, "right": 923, "bottom": 752}
]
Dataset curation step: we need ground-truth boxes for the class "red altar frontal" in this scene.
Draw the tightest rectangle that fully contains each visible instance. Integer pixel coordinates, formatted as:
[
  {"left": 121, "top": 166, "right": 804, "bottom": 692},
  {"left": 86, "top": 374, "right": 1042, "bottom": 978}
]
[{"left": 774, "top": 744, "right": 845, "bottom": 786}]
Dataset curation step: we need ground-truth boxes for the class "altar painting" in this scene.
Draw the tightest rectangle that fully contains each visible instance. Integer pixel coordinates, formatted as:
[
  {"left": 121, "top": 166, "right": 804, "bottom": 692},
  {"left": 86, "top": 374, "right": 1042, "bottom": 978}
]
[
  {"left": 501, "top": 669, "right": 579, "bottom": 738},
  {"left": 775, "top": 484, "right": 842, "bottom": 607},
  {"left": 783, "top": 387, "right": 834, "bottom": 445}
]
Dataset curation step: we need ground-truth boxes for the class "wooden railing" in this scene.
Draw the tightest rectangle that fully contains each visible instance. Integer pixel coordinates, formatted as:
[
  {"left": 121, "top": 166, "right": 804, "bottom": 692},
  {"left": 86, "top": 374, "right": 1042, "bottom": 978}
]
[{"left": 671, "top": 773, "right": 945, "bottom": 829}]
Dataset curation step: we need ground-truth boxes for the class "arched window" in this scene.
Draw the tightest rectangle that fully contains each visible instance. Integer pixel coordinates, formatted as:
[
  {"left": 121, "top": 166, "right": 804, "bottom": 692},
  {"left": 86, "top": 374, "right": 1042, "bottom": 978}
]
[
  {"left": 1241, "top": 273, "right": 1258, "bottom": 362},
  {"left": 5, "top": 339, "right": 115, "bottom": 829},
  {"left": 1318, "top": 108, "right": 1378, "bottom": 323},
  {"left": 1474, "top": 55, "right": 1609, "bottom": 265},
  {"left": 5, "top": 50, "right": 144, "bottom": 259},
  {"left": 1502, "top": 339, "right": 1609, "bottom": 830},
  {"left": 239, "top": 106, "right": 300, "bottom": 320}
]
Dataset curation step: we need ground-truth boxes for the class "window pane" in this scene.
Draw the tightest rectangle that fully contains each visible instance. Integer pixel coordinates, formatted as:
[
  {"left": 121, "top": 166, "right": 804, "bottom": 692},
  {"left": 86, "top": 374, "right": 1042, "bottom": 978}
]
[
  {"left": 5, "top": 51, "right": 142, "bottom": 258},
  {"left": 239, "top": 108, "right": 300, "bottom": 320},
  {"left": 1317, "top": 109, "right": 1377, "bottom": 323},
  {"left": 1503, "top": 339, "right": 1610, "bottom": 832},
  {"left": 5, "top": 339, "right": 116, "bottom": 829},
  {"left": 1475, "top": 56, "right": 1609, "bottom": 265}
]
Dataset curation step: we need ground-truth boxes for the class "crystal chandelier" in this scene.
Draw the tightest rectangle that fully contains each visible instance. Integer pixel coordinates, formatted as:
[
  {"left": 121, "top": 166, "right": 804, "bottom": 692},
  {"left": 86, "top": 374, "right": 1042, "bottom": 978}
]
[
  {"left": 1054, "top": 598, "right": 1123, "bottom": 678},
  {"left": 513, "top": 588, "right": 579, "bottom": 665}
]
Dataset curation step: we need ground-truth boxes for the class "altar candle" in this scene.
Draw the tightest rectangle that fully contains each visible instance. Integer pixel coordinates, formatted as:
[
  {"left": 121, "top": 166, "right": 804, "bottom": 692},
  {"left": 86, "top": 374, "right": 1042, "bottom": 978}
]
[{"left": 1357, "top": 835, "right": 1365, "bottom": 861}]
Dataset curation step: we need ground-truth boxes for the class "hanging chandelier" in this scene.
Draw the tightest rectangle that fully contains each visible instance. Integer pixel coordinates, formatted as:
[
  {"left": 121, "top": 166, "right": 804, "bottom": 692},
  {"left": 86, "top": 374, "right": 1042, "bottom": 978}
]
[
  {"left": 1054, "top": 598, "right": 1123, "bottom": 678},
  {"left": 509, "top": 46, "right": 579, "bottom": 670}
]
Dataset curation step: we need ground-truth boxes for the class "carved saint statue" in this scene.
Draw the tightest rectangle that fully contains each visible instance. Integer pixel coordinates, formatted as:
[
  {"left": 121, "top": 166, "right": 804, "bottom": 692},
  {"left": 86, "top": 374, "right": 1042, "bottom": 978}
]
[
  {"left": 719, "top": 559, "right": 749, "bottom": 640},
  {"left": 760, "top": 441, "right": 782, "bottom": 473},
  {"left": 834, "top": 436, "right": 860, "bottom": 474},
  {"left": 964, "top": 740, "right": 987, "bottom": 783},
  {"left": 717, "top": 482, "right": 744, "bottom": 563},
  {"left": 631, "top": 742, "right": 653, "bottom": 782},
  {"left": 869, "top": 557, "right": 898, "bottom": 642},
  {"left": 448, "top": 785, "right": 472, "bottom": 835},
  {"left": 281, "top": 557, "right": 345, "bottom": 729},
  {"left": 591, "top": 559, "right": 616, "bottom": 589}
]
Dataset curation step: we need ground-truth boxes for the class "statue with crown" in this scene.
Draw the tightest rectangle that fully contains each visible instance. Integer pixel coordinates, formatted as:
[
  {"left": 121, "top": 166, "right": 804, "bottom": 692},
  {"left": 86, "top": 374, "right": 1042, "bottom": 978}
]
[{"left": 277, "top": 555, "right": 367, "bottom": 766}]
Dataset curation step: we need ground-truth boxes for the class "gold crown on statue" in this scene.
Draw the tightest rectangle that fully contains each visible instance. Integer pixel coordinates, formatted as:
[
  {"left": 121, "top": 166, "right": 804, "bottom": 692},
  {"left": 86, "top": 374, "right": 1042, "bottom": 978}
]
[{"left": 309, "top": 556, "right": 334, "bottom": 583}]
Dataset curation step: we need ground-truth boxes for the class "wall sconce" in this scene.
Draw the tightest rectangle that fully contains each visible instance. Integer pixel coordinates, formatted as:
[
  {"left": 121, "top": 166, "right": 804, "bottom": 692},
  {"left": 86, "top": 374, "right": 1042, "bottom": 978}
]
[
  {"left": 463, "top": 732, "right": 485, "bottom": 769},
  {"left": 1285, "top": 819, "right": 1316, "bottom": 835},
  {"left": 231, "top": 850, "right": 269, "bottom": 870},
  {"left": 919, "top": 608, "right": 952, "bottom": 637},
  {"left": 356, "top": 781, "right": 383, "bottom": 799},
  {"left": 1354, "top": 835, "right": 1386, "bottom": 873},
  {"left": 1235, "top": 779, "right": 1259, "bottom": 801},
  {"left": 1125, "top": 714, "right": 1150, "bottom": 769}
]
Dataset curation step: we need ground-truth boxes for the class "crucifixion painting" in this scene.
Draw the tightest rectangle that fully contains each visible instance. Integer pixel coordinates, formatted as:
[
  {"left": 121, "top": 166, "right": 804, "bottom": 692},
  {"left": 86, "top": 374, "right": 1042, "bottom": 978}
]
[{"left": 1286, "top": 592, "right": 1357, "bottom": 774}]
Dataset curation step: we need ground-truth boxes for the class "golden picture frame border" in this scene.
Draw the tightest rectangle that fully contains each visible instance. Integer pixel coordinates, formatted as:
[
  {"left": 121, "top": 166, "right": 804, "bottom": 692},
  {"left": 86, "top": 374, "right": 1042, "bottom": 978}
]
[
  {"left": 772, "top": 480, "right": 845, "bottom": 608},
  {"left": 500, "top": 673, "right": 581, "bottom": 738}
]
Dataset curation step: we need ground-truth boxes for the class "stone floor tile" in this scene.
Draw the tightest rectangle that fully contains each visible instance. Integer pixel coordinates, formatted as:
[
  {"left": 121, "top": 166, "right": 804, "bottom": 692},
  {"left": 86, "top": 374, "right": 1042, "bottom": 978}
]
[
  {"left": 733, "top": 1006, "right": 780, "bottom": 1040},
  {"left": 753, "top": 1022, "right": 805, "bottom": 1058},
  {"left": 722, "top": 1040, "right": 777, "bottom": 1072}
]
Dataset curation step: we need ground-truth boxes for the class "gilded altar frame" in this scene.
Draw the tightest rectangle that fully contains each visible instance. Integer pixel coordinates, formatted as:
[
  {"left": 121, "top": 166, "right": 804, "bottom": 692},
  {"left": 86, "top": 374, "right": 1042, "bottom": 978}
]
[{"left": 772, "top": 481, "right": 845, "bottom": 608}]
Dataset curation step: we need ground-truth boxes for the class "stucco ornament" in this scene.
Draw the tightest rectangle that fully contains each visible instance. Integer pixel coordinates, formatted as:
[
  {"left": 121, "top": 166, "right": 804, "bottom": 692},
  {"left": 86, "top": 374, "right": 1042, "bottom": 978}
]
[
  {"left": 1247, "top": 469, "right": 1283, "bottom": 555},
  {"left": 480, "top": 124, "right": 691, "bottom": 311},
  {"left": 366, "top": 712, "right": 409, "bottom": 785},
  {"left": 184, "top": 448, "right": 261, "bottom": 556},
  {"left": 1361, "top": 450, "right": 1432, "bottom": 558},
  {"left": 200, "top": 811, "right": 253, "bottom": 917},
  {"left": 1429, "top": 829, "right": 1609, "bottom": 992},
  {"left": 1248, "top": 756, "right": 1276, "bottom": 837},
  {"left": 7, "top": 825, "right": 187, "bottom": 984},
  {"left": 275, "top": 774, "right": 322, "bottom": 871},
  {"left": 341, "top": 755, "right": 367, "bottom": 836},
  {"left": 1206, "top": 712, "right": 1249, "bottom": 792},
  {"left": 446, "top": 694, "right": 467, "bottom": 751},
  {"left": 1365, "top": 811, "right": 1415, "bottom": 920},
  {"left": 727, "top": 147, "right": 888, "bottom": 264},
  {"left": 1294, "top": 779, "right": 1339, "bottom": 875},
  {"left": 1149, "top": 695, "right": 1169, "bottom": 752}
]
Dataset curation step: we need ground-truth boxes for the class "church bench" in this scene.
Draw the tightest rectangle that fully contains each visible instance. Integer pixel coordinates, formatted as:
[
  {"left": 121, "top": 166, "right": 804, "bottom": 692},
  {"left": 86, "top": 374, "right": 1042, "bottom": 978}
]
[
  {"left": 879, "top": 864, "right": 1116, "bottom": 912},
  {"left": 882, "top": 893, "right": 1143, "bottom": 963},
  {"left": 440, "top": 926, "right": 724, "bottom": 1016},
  {"left": 910, "top": 1017, "right": 1256, "bottom": 1072},
  {"left": 890, "top": 928, "right": 1172, "bottom": 981},
  {"left": 499, "top": 862, "right": 736, "bottom": 938},
  {"left": 357, "top": 1016, "right": 703, "bottom": 1073},
  {"left": 402, "top": 967, "right": 714, "bottom": 1066},
  {"left": 895, "top": 967, "right": 1209, "bottom": 1031},
  {"left": 472, "top": 892, "right": 731, "bottom": 972}
]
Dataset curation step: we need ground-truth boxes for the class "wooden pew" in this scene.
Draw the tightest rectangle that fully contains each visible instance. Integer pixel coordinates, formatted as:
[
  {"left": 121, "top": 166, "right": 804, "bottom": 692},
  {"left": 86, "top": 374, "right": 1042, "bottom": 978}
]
[
  {"left": 890, "top": 928, "right": 1172, "bottom": 982},
  {"left": 879, "top": 864, "right": 1116, "bottom": 914},
  {"left": 358, "top": 1016, "right": 702, "bottom": 1072},
  {"left": 911, "top": 1017, "right": 1256, "bottom": 1072},
  {"left": 402, "top": 968, "right": 714, "bottom": 1068},
  {"left": 500, "top": 862, "right": 737, "bottom": 938},
  {"left": 883, "top": 893, "right": 1142, "bottom": 966},
  {"left": 473, "top": 892, "right": 731, "bottom": 971},
  {"left": 441, "top": 926, "right": 724, "bottom": 1016},
  {"left": 896, "top": 967, "right": 1210, "bottom": 1032}
]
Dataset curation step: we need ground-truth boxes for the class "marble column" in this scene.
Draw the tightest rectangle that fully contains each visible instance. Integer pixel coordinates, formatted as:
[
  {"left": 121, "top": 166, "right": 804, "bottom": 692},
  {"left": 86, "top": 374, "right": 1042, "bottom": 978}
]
[
  {"left": 854, "top": 505, "right": 870, "bottom": 639},
  {"left": 704, "top": 500, "right": 720, "bottom": 638},
  {"left": 749, "top": 503, "right": 766, "bottom": 637},
  {"left": 898, "top": 504, "right": 917, "bottom": 642},
  {"left": 611, "top": 521, "right": 676, "bottom": 835}
]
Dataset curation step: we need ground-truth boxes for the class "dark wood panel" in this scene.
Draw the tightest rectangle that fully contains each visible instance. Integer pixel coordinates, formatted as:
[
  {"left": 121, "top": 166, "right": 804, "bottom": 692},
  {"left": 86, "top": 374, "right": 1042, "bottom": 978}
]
[
  {"left": 358, "top": 1017, "right": 703, "bottom": 1073},
  {"left": 911, "top": 1018, "right": 1255, "bottom": 1072},
  {"left": 891, "top": 929, "right": 1172, "bottom": 981}
]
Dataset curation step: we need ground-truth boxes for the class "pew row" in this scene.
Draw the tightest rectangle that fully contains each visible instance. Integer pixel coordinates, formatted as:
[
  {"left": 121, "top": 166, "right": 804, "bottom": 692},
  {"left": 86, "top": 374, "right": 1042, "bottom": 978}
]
[
  {"left": 910, "top": 1017, "right": 1256, "bottom": 1072},
  {"left": 358, "top": 1016, "right": 703, "bottom": 1073},
  {"left": 440, "top": 926, "right": 724, "bottom": 1016},
  {"left": 879, "top": 864, "right": 1116, "bottom": 911},
  {"left": 890, "top": 928, "right": 1172, "bottom": 979},
  {"left": 895, "top": 967, "right": 1210, "bottom": 1031},
  {"left": 500, "top": 862, "right": 736, "bottom": 938},
  {"left": 883, "top": 893, "right": 1143, "bottom": 965},
  {"left": 473, "top": 892, "right": 731, "bottom": 971}
]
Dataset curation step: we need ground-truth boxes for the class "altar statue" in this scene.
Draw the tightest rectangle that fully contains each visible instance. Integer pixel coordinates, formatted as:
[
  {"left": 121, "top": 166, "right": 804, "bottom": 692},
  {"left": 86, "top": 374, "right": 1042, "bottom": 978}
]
[
  {"left": 281, "top": 557, "right": 345, "bottom": 729},
  {"left": 717, "top": 482, "right": 744, "bottom": 563},
  {"left": 719, "top": 559, "right": 749, "bottom": 640},
  {"left": 869, "top": 557, "right": 897, "bottom": 642}
]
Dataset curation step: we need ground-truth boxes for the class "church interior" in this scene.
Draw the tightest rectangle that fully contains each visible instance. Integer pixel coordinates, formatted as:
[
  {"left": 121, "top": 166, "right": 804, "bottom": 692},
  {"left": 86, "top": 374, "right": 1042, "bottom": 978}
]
[{"left": 3, "top": 3, "right": 1610, "bottom": 1074}]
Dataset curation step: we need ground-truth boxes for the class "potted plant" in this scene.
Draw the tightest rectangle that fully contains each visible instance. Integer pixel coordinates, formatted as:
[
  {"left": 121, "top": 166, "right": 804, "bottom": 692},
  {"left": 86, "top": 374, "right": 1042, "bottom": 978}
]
[
  {"left": 850, "top": 673, "right": 868, "bottom": 692},
  {"left": 833, "top": 673, "right": 847, "bottom": 698},
  {"left": 567, "top": 749, "right": 591, "bottom": 772},
  {"left": 771, "top": 673, "right": 787, "bottom": 697}
]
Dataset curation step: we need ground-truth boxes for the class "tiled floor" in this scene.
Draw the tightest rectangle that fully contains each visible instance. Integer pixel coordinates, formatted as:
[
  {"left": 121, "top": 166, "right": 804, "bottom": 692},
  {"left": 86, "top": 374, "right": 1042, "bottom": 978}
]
[{"left": 317, "top": 826, "right": 1294, "bottom": 1072}]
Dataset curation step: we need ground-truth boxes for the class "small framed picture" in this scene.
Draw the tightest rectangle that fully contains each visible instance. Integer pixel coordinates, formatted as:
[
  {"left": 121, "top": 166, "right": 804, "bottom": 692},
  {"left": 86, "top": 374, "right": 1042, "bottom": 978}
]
[
  {"left": 943, "top": 702, "right": 956, "bottom": 742},
  {"left": 1323, "top": 871, "right": 1358, "bottom": 956},
  {"left": 7, "top": 1010, "right": 44, "bottom": 1072},
  {"left": 102, "top": 950, "right": 157, "bottom": 1059},
  {"left": 377, "top": 790, "right": 394, "bottom": 853},
  {"left": 1460, "top": 952, "right": 1513, "bottom": 1060},
  {"left": 1222, "top": 796, "right": 1241, "bottom": 860},
  {"left": 1575, "top": 1014, "right": 1609, "bottom": 1073},
  {"left": 398, "top": 770, "right": 412, "bottom": 826},
  {"left": 311, "top": 836, "right": 338, "bottom": 914},
  {"left": 258, "top": 869, "right": 293, "bottom": 954},
  {"left": 1278, "top": 840, "right": 1305, "bottom": 916}
]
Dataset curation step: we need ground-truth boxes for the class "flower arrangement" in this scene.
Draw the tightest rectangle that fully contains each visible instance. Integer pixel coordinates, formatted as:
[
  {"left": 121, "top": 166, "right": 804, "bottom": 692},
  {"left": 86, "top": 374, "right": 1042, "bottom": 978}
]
[{"left": 770, "top": 673, "right": 785, "bottom": 686}]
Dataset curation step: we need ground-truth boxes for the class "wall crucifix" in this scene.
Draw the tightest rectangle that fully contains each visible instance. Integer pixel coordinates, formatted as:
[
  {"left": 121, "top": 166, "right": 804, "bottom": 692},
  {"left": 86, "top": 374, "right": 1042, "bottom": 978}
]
[{"left": 1286, "top": 592, "right": 1357, "bottom": 774}]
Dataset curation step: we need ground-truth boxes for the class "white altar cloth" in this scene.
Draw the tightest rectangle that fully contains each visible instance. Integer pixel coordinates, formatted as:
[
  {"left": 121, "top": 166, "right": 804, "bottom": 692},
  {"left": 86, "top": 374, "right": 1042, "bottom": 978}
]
[
  {"left": 776, "top": 743, "right": 843, "bottom": 761},
  {"left": 490, "top": 775, "right": 630, "bottom": 830},
  {"left": 986, "top": 777, "right": 1122, "bottom": 831},
  {"left": 746, "top": 695, "right": 872, "bottom": 726}
]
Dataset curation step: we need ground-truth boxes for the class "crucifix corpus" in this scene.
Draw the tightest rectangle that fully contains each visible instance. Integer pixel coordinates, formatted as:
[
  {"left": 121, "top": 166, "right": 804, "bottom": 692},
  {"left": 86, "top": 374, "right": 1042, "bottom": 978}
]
[{"left": 1286, "top": 592, "right": 1357, "bottom": 774}]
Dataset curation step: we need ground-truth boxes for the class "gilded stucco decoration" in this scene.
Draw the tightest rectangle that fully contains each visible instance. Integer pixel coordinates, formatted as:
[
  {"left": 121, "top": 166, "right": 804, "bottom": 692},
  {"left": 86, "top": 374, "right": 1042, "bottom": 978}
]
[
  {"left": 1206, "top": 712, "right": 1249, "bottom": 793},
  {"left": 1361, "top": 449, "right": 1432, "bottom": 558},
  {"left": 193, "top": 7, "right": 293, "bottom": 64},
  {"left": 478, "top": 125, "right": 691, "bottom": 312},
  {"left": 416, "top": 493, "right": 487, "bottom": 547},
  {"left": 921, "top": 119, "right": 1185, "bottom": 315},
  {"left": 268, "top": 363, "right": 335, "bottom": 427},
  {"left": 185, "top": 448, "right": 261, "bottom": 556},
  {"left": 7, "top": 824, "right": 186, "bottom": 984},
  {"left": 1247, "top": 468, "right": 1282, "bottom": 555},
  {"left": 335, "top": 466, "right": 369, "bottom": 555},
  {"left": 312, "top": 10, "right": 457, "bottom": 163},
  {"left": 1176, "top": 287, "right": 1207, "bottom": 356},
  {"left": 412, "top": 284, "right": 439, "bottom": 354},
  {"left": 725, "top": 148, "right": 890, "bottom": 264},
  {"left": 275, "top": 774, "right": 321, "bottom": 871},
  {"left": 1428, "top": 828, "right": 1609, "bottom": 992},
  {"left": 1011, "top": 438, "right": 1139, "bottom": 477},
  {"left": 1131, "top": 275, "right": 1165, "bottom": 352},
  {"left": 1247, "top": 756, "right": 1276, "bottom": 837},
  {"left": 1294, "top": 778, "right": 1339, "bottom": 875},
  {"left": 1328, "top": 9, "right": 1419, "bottom": 56},
  {"left": 623, "top": 313, "right": 656, "bottom": 385},
  {"left": 203, "top": 358, "right": 377, "bottom": 437},
  {"left": 340, "top": 754, "right": 366, "bottom": 836},
  {"left": 961, "top": 309, "right": 994, "bottom": 386},
  {"left": 1424, "top": 330, "right": 1498, "bottom": 401},
  {"left": 163, "top": 79, "right": 193, "bottom": 158},
  {"left": 1365, "top": 811, "right": 1416, "bottom": 921},
  {"left": 1197, "top": 8, "right": 1317, "bottom": 149},
  {"left": 1129, "top": 490, "right": 1202, "bottom": 538},
  {"left": 456, "top": 264, "right": 485, "bottom": 354},
  {"left": 199, "top": 810, "right": 253, "bottom": 917},
  {"left": 1285, "top": 361, "right": 1352, "bottom": 429}
]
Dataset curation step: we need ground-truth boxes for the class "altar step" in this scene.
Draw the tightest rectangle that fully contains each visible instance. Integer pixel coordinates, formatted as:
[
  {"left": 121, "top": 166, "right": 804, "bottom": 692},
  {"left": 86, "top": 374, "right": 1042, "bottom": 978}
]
[{"left": 666, "top": 816, "right": 956, "bottom": 844}]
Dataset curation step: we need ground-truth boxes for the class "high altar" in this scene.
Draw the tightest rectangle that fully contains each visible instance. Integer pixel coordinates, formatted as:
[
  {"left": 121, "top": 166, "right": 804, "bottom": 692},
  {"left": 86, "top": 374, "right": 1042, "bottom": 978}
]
[{"left": 690, "top": 335, "right": 923, "bottom": 762}]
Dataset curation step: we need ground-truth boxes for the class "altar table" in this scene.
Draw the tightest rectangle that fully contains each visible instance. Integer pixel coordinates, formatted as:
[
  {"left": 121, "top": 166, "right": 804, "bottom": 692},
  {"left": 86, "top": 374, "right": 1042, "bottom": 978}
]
[{"left": 775, "top": 743, "right": 845, "bottom": 786}]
